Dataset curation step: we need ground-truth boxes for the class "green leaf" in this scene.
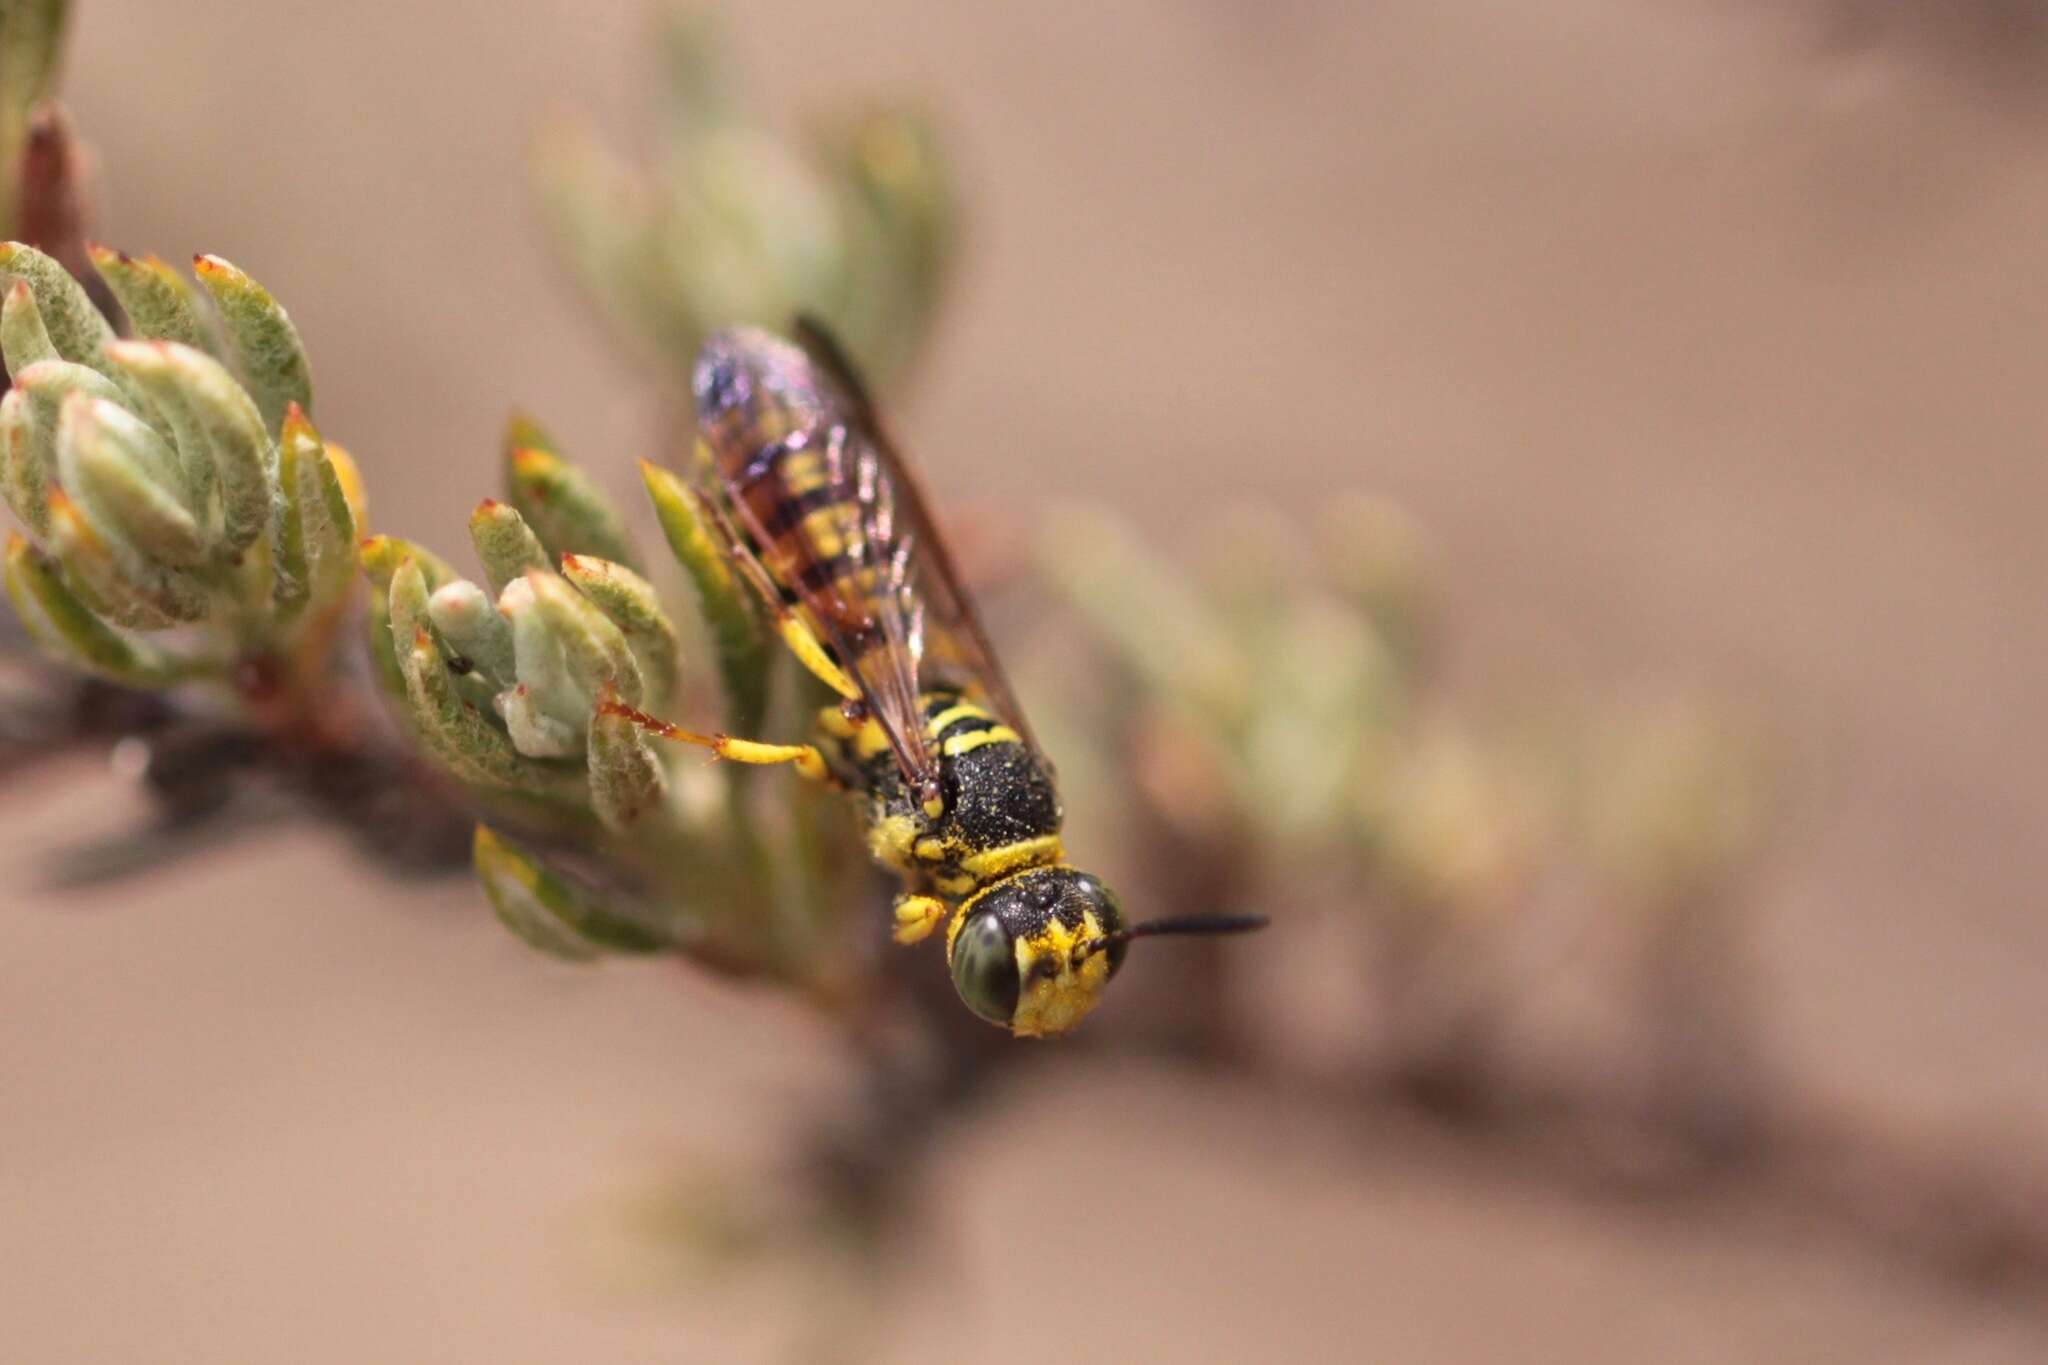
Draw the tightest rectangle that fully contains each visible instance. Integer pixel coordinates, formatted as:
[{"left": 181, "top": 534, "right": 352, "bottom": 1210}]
[
  {"left": 502, "top": 410, "right": 560, "bottom": 459},
  {"left": 426, "top": 577, "right": 514, "bottom": 690},
  {"left": 527, "top": 567, "right": 643, "bottom": 709},
  {"left": 496, "top": 681, "right": 582, "bottom": 758},
  {"left": 0, "top": 386, "right": 49, "bottom": 537},
  {"left": 359, "top": 532, "right": 457, "bottom": 592},
  {"left": 88, "top": 245, "right": 210, "bottom": 351},
  {"left": 191, "top": 253, "right": 310, "bottom": 435},
  {"left": 529, "top": 118, "right": 676, "bottom": 362},
  {"left": 398, "top": 613, "right": 573, "bottom": 794},
  {"left": 818, "top": 107, "right": 955, "bottom": 385},
  {"left": 0, "top": 241, "right": 114, "bottom": 380},
  {"left": 45, "top": 485, "right": 207, "bottom": 628},
  {"left": 103, "top": 339, "right": 271, "bottom": 555},
  {"left": 473, "top": 823, "right": 673, "bottom": 959},
  {"left": 468, "top": 498, "right": 549, "bottom": 597},
  {"left": 641, "top": 459, "right": 768, "bottom": 737},
  {"left": 270, "top": 403, "right": 357, "bottom": 627},
  {"left": 383, "top": 554, "right": 431, "bottom": 663},
  {"left": 560, "top": 552, "right": 681, "bottom": 711},
  {"left": 505, "top": 442, "right": 638, "bottom": 569},
  {"left": 1, "top": 276, "right": 55, "bottom": 374},
  {"left": 587, "top": 691, "right": 668, "bottom": 833},
  {"left": 9, "top": 358, "right": 139, "bottom": 538},
  {"left": 14, "top": 354, "right": 131, "bottom": 434},
  {"left": 497, "top": 573, "right": 587, "bottom": 749},
  {"left": 361, "top": 535, "right": 459, "bottom": 704},
  {"left": 3, "top": 530, "right": 195, "bottom": 686},
  {"left": 56, "top": 392, "right": 205, "bottom": 567}
]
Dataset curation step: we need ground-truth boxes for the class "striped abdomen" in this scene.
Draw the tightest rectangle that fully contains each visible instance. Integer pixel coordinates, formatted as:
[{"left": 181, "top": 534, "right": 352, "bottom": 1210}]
[{"left": 696, "top": 330, "right": 880, "bottom": 637}]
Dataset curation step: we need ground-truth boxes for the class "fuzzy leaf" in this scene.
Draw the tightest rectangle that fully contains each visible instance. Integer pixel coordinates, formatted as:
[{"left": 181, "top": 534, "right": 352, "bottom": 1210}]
[
  {"left": 427, "top": 577, "right": 514, "bottom": 689},
  {"left": 527, "top": 567, "right": 642, "bottom": 708},
  {"left": 0, "top": 241, "right": 114, "bottom": 380},
  {"left": 495, "top": 682, "right": 582, "bottom": 758},
  {"left": 14, "top": 353, "right": 126, "bottom": 416},
  {"left": 191, "top": 253, "right": 310, "bottom": 434},
  {"left": 323, "top": 438, "right": 367, "bottom": 533},
  {"left": 587, "top": 692, "right": 668, "bottom": 833},
  {"left": 88, "top": 246, "right": 210, "bottom": 351},
  {"left": 57, "top": 392, "right": 205, "bottom": 567},
  {"left": 399, "top": 618, "right": 572, "bottom": 794},
  {"left": 103, "top": 339, "right": 271, "bottom": 555},
  {"left": 498, "top": 573, "right": 587, "bottom": 742},
  {"left": 1, "top": 276, "right": 55, "bottom": 373},
  {"left": 642, "top": 458, "right": 768, "bottom": 736},
  {"left": 502, "top": 410, "right": 560, "bottom": 459},
  {"left": 361, "top": 536, "right": 458, "bottom": 704},
  {"left": 506, "top": 443, "right": 638, "bottom": 569},
  {"left": 469, "top": 498, "right": 549, "bottom": 597},
  {"left": 0, "top": 386, "right": 47, "bottom": 536},
  {"left": 270, "top": 403, "right": 357, "bottom": 627},
  {"left": 3, "top": 530, "right": 195, "bottom": 686},
  {"left": 560, "top": 552, "right": 680, "bottom": 710},
  {"left": 10, "top": 358, "right": 135, "bottom": 539},
  {"left": 473, "top": 824, "right": 672, "bottom": 959},
  {"left": 359, "top": 533, "right": 457, "bottom": 593},
  {"left": 46, "top": 486, "right": 206, "bottom": 628},
  {"left": 384, "top": 555, "right": 431, "bottom": 662}
]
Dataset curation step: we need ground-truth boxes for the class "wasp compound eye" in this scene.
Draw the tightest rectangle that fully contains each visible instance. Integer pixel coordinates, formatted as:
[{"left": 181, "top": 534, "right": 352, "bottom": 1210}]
[{"left": 949, "top": 909, "right": 1021, "bottom": 1026}]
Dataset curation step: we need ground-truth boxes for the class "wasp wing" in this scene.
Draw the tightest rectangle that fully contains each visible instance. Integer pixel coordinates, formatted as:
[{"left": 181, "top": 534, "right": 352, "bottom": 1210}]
[
  {"left": 791, "top": 317, "right": 1041, "bottom": 755},
  {"left": 690, "top": 328, "right": 941, "bottom": 800}
]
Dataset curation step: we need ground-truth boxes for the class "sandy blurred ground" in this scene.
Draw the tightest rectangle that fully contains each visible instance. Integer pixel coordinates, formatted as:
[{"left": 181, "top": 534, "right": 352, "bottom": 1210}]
[{"left": 4, "top": 1, "right": 2048, "bottom": 1360}]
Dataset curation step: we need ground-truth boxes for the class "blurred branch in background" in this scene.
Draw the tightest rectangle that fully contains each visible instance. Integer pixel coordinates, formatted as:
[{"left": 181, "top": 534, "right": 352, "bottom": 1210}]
[
  {"left": 533, "top": 5, "right": 954, "bottom": 394},
  {"left": 1037, "top": 498, "right": 2048, "bottom": 1310}
]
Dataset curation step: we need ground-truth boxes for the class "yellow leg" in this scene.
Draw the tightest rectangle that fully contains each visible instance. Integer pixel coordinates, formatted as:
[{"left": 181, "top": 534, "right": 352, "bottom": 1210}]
[
  {"left": 598, "top": 697, "right": 831, "bottom": 783},
  {"left": 776, "top": 613, "right": 859, "bottom": 701},
  {"left": 713, "top": 734, "right": 831, "bottom": 782},
  {"left": 892, "top": 893, "right": 949, "bottom": 945}
]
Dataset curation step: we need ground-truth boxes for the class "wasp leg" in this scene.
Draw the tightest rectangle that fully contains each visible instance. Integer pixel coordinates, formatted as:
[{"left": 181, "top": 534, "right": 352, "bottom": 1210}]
[
  {"left": 598, "top": 697, "right": 833, "bottom": 784},
  {"left": 774, "top": 612, "right": 860, "bottom": 701},
  {"left": 891, "top": 893, "right": 949, "bottom": 946}
]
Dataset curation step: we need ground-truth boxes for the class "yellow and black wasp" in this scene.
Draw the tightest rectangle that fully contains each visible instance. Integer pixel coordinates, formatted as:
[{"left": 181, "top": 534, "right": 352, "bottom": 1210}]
[{"left": 610, "top": 319, "right": 1265, "bottom": 1036}]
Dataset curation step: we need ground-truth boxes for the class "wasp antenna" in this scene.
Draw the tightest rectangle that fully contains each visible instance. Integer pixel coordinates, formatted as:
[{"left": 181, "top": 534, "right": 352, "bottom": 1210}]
[{"left": 1083, "top": 913, "right": 1270, "bottom": 958}]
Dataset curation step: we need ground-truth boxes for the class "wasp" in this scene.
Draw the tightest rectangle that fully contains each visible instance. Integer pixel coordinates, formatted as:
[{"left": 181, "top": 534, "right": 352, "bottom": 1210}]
[{"left": 609, "top": 319, "right": 1265, "bottom": 1036}]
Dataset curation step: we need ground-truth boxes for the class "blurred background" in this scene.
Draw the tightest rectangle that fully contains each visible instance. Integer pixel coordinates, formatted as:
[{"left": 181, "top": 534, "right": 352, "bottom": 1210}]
[{"left": 5, "top": 1, "right": 2048, "bottom": 1359}]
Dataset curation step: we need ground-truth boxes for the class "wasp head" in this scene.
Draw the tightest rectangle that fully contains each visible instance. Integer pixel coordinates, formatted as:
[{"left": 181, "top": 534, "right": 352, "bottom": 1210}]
[{"left": 945, "top": 866, "right": 1127, "bottom": 1037}]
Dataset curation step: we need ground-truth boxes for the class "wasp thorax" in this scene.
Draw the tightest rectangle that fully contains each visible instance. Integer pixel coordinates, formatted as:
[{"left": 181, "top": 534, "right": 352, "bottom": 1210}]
[{"left": 947, "top": 866, "right": 1127, "bottom": 1036}]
